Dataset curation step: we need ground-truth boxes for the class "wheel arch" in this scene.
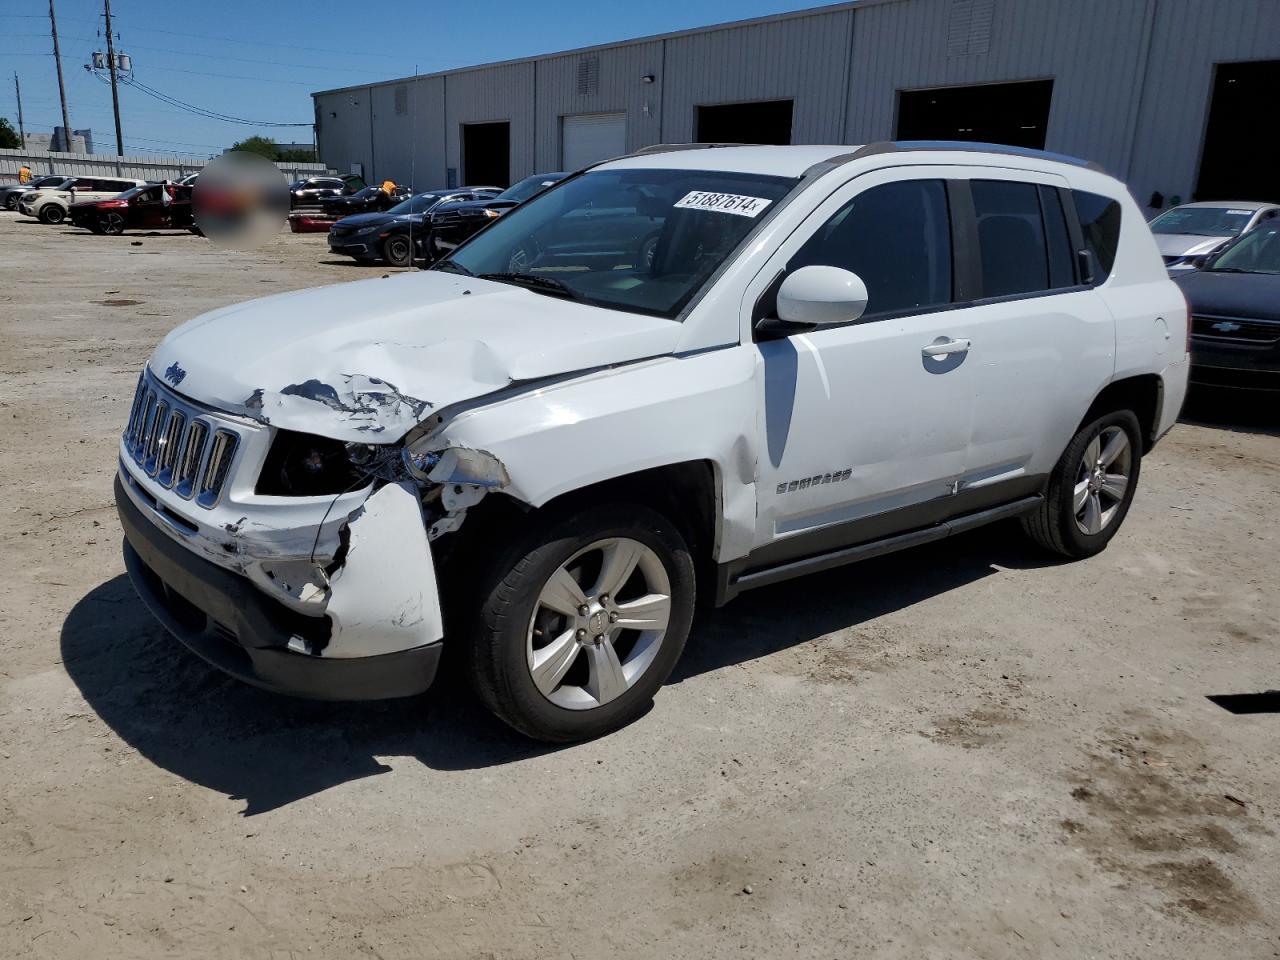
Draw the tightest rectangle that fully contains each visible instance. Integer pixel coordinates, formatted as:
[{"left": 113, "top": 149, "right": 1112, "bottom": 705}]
[{"left": 1079, "top": 374, "right": 1163, "bottom": 452}]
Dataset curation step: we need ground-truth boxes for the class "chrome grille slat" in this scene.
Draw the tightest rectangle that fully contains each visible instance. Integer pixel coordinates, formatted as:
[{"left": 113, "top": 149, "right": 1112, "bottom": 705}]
[{"left": 122, "top": 372, "right": 244, "bottom": 509}]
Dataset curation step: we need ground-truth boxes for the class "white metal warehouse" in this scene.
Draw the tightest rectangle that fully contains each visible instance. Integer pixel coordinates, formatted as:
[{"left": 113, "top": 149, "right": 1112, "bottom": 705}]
[{"left": 311, "top": 0, "right": 1280, "bottom": 210}]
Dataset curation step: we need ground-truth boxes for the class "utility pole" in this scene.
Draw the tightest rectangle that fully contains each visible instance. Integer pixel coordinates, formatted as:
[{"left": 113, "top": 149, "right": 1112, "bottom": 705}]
[
  {"left": 48, "top": 0, "right": 72, "bottom": 148},
  {"left": 103, "top": 0, "right": 124, "bottom": 165},
  {"left": 13, "top": 73, "right": 27, "bottom": 148}
]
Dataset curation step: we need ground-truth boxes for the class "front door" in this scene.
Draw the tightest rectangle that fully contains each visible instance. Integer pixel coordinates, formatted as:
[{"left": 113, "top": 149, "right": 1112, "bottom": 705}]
[{"left": 747, "top": 169, "right": 976, "bottom": 560}]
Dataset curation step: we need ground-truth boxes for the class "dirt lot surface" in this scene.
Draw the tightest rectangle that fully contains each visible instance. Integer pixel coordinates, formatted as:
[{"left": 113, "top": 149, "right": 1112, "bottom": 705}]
[{"left": 1, "top": 212, "right": 1278, "bottom": 959}]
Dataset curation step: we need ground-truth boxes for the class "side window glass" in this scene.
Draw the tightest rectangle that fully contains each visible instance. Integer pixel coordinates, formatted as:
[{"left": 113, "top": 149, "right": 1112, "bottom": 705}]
[
  {"left": 971, "top": 180, "right": 1049, "bottom": 297},
  {"left": 1038, "top": 185, "right": 1075, "bottom": 288},
  {"left": 788, "top": 179, "right": 952, "bottom": 319},
  {"left": 1072, "top": 190, "right": 1122, "bottom": 283},
  {"left": 74, "top": 178, "right": 96, "bottom": 190}
]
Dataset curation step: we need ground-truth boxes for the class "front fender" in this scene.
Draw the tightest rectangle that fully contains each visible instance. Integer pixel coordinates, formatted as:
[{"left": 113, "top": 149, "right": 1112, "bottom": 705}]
[{"left": 430, "top": 348, "right": 760, "bottom": 563}]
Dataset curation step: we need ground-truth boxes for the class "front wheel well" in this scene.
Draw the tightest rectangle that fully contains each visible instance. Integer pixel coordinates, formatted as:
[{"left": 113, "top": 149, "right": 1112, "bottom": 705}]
[
  {"left": 1080, "top": 375, "right": 1163, "bottom": 452},
  {"left": 440, "top": 461, "right": 720, "bottom": 597}
]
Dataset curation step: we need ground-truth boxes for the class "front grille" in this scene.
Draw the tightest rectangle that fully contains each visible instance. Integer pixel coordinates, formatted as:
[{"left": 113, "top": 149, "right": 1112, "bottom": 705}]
[
  {"left": 124, "top": 373, "right": 241, "bottom": 508},
  {"left": 1191, "top": 314, "right": 1280, "bottom": 345}
]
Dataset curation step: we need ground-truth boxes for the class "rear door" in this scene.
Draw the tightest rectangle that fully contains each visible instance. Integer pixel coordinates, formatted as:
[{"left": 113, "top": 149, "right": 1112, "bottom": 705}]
[{"left": 951, "top": 172, "right": 1115, "bottom": 491}]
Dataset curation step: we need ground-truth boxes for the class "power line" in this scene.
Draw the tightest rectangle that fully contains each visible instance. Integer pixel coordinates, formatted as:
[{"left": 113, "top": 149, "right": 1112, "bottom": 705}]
[{"left": 90, "top": 71, "right": 309, "bottom": 127}]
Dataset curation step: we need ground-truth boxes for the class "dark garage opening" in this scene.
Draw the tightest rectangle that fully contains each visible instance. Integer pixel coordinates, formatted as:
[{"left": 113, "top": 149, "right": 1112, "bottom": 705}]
[
  {"left": 1196, "top": 60, "right": 1280, "bottom": 202},
  {"left": 696, "top": 99, "right": 793, "bottom": 145},
  {"left": 896, "top": 79, "right": 1054, "bottom": 149},
  {"left": 462, "top": 121, "right": 510, "bottom": 188}
]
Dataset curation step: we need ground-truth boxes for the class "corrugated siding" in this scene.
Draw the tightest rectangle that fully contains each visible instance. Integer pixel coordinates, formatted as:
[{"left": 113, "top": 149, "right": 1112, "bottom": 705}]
[
  {"left": 312, "top": 0, "right": 1280, "bottom": 205},
  {"left": 845, "top": 0, "right": 1151, "bottom": 175},
  {"left": 445, "top": 62, "right": 537, "bottom": 184},
  {"left": 661, "top": 9, "right": 854, "bottom": 144},
  {"left": 535, "top": 41, "right": 664, "bottom": 170},
  {"left": 1129, "top": 0, "right": 1280, "bottom": 203},
  {"left": 0, "top": 147, "right": 327, "bottom": 181}
]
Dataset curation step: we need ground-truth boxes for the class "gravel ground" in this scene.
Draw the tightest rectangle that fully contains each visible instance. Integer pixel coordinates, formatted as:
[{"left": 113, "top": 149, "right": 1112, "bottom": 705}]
[{"left": 1, "top": 212, "right": 1278, "bottom": 960}]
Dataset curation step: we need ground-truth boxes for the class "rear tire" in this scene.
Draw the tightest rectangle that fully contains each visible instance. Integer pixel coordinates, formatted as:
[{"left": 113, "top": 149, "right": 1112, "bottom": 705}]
[
  {"left": 465, "top": 502, "right": 695, "bottom": 742},
  {"left": 39, "top": 204, "right": 65, "bottom": 224},
  {"left": 101, "top": 212, "right": 125, "bottom": 235},
  {"left": 4, "top": 194, "right": 17, "bottom": 211},
  {"left": 383, "top": 234, "right": 412, "bottom": 267},
  {"left": 1021, "top": 409, "right": 1142, "bottom": 559}
]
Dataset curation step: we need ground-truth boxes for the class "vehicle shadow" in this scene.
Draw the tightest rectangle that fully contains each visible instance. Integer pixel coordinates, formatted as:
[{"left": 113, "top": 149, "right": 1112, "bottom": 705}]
[
  {"left": 60, "top": 575, "right": 556, "bottom": 816},
  {"left": 318, "top": 259, "right": 385, "bottom": 268},
  {"left": 673, "top": 521, "right": 1058, "bottom": 681},
  {"left": 1180, "top": 385, "right": 1280, "bottom": 437},
  {"left": 63, "top": 523, "right": 1053, "bottom": 815}
]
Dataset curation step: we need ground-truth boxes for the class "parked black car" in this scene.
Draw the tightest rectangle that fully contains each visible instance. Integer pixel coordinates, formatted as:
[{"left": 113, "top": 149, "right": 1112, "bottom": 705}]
[
  {"left": 2, "top": 175, "right": 65, "bottom": 210},
  {"left": 328, "top": 187, "right": 502, "bottom": 266},
  {"left": 289, "top": 174, "right": 365, "bottom": 209},
  {"left": 1175, "top": 223, "right": 1280, "bottom": 391},
  {"left": 320, "top": 184, "right": 411, "bottom": 217},
  {"left": 429, "top": 172, "right": 566, "bottom": 258}
]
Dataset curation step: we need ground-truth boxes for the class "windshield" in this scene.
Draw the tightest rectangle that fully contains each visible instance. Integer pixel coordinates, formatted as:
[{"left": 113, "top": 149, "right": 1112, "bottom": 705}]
[
  {"left": 117, "top": 184, "right": 151, "bottom": 200},
  {"left": 350, "top": 187, "right": 380, "bottom": 200},
  {"left": 1150, "top": 206, "right": 1254, "bottom": 237},
  {"left": 1208, "top": 225, "right": 1280, "bottom": 275},
  {"left": 436, "top": 168, "right": 798, "bottom": 319},
  {"left": 388, "top": 193, "right": 443, "bottom": 215},
  {"left": 499, "top": 174, "right": 562, "bottom": 204}
]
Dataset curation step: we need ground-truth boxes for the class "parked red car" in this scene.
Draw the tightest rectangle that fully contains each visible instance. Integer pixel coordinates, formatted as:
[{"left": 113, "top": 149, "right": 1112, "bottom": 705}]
[{"left": 69, "top": 182, "right": 194, "bottom": 234}]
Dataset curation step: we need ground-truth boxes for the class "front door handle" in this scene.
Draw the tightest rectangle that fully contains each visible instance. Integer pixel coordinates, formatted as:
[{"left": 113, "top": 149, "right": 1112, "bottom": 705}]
[{"left": 922, "top": 337, "right": 971, "bottom": 358}]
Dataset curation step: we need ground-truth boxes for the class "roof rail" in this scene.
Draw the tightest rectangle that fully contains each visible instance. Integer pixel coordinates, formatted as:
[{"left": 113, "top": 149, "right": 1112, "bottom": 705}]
[
  {"left": 628, "top": 142, "right": 747, "bottom": 156},
  {"left": 840, "top": 140, "right": 1107, "bottom": 174}
]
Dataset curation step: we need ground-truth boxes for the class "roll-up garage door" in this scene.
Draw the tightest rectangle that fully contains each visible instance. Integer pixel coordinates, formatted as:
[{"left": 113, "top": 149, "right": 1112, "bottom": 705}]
[{"left": 562, "top": 113, "right": 627, "bottom": 171}]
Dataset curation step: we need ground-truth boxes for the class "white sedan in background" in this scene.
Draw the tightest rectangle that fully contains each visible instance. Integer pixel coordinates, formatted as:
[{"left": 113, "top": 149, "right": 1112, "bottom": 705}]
[{"left": 1151, "top": 200, "right": 1280, "bottom": 272}]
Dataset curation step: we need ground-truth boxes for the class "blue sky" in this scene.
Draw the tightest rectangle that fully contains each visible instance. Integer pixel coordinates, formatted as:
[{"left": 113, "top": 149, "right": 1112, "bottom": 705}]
[{"left": 1, "top": 0, "right": 824, "bottom": 158}]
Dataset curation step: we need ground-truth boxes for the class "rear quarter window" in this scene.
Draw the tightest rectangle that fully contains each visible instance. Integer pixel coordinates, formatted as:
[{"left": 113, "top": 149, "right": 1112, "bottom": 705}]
[{"left": 1072, "top": 190, "right": 1122, "bottom": 283}]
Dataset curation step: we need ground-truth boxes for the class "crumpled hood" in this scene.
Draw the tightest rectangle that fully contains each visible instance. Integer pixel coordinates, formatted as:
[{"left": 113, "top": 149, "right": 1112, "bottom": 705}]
[
  {"left": 1156, "top": 233, "right": 1232, "bottom": 259},
  {"left": 149, "top": 271, "right": 682, "bottom": 442}
]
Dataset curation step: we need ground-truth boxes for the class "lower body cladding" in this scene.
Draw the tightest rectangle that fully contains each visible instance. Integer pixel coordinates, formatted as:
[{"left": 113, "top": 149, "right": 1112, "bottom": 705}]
[{"left": 116, "top": 471, "right": 446, "bottom": 700}]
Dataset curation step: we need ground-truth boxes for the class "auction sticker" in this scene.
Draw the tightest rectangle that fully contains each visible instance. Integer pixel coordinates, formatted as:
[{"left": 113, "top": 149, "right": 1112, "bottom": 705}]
[{"left": 674, "top": 191, "right": 773, "bottom": 218}]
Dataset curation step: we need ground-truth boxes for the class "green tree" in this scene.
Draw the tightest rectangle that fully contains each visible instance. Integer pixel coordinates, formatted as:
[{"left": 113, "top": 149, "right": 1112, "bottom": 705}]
[
  {"left": 0, "top": 117, "right": 21, "bottom": 149},
  {"left": 228, "top": 135, "right": 277, "bottom": 159}
]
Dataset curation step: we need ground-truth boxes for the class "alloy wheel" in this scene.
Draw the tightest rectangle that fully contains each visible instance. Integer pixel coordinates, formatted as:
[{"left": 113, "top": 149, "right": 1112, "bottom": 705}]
[
  {"left": 526, "top": 537, "right": 673, "bottom": 711},
  {"left": 1073, "top": 425, "right": 1132, "bottom": 535},
  {"left": 103, "top": 212, "right": 125, "bottom": 235}
]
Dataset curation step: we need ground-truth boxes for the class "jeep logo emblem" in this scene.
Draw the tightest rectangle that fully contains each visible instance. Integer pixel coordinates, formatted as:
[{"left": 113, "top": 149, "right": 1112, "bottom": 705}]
[{"left": 163, "top": 361, "right": 187, "bottom": 386}]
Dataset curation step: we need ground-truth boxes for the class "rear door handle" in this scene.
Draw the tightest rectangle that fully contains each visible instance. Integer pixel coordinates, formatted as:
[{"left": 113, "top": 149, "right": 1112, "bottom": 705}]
[{"left": 922, "top": 337, "right": 971, "bottom": 357}]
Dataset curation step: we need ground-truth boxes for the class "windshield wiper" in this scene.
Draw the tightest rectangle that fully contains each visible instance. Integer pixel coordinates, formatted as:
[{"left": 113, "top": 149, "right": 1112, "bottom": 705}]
[
  {"left": 1208, "top": 267, "right": 1255, "bottom": 274},
  {"left": 478, "top": 272, "right": 596, "bottom": 305},
  {"left": 432, "top": 258, "right": 473, "bottom": 276}
]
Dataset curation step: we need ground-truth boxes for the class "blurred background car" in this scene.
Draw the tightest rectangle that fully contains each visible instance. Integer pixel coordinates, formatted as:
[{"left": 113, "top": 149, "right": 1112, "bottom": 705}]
[
  {"left": 69, "top": 182, "right": 194, "bottom": 235},
  {"left": 1151, "top": 200, "right": 1280, "bottom": 272},
  {"left": 290, "top": 173, "right": 365, "bottom": 209},
  {"left": 327, "top": 187, "right": 502, "bottom": 266},
  {"left": 1175, "top": 222, "right": 1280, "bottom": 391},
  {"left": 428, "top": 172, "right": 566, "bottom": 258},
  {"left": 320, "top": 182, "right": 408, "bottom": 217},
  {"left": 3, "top": 175, "right": 66, "bottom": 211}
]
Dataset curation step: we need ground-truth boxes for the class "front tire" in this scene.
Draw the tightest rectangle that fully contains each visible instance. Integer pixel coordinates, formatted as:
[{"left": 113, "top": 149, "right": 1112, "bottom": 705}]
[
  {"left": 4, "top": 194, "right": 17, "bottom": 211},
  {"left": 466, "top": 503, "right": 695, "bottom": 742},
  {"left": 383, "top": 234, "right": 412, "bottom": 267},
  {"left": 38, "top": 204, "right": 65, "bottom": 224},
  {"left": 1021, "top": 409, "right": 1142, "bottom": 558}
]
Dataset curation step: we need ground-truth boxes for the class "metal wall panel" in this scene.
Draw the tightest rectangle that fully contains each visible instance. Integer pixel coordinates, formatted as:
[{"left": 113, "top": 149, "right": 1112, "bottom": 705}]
[
  {"left": 444, "top": 62, "right": 537, "bottom": 185},
  {"left": 845, "top": 0, "right": 1151, "bottom": 176},
  {"left": 534, "top": 41, "right": 664, "bottom": 171},
  {"left": 1128, "top": 0, "right": 1280, "bottom": 204},
  {"left": 313, "top": 0, "right": 1280, "bottom": 210},
  {"left": 0, "top": 147, "right": 328, "bottom": 182},
  {"left": 660, "top": 9, "right": 855, "bottom": 144}
]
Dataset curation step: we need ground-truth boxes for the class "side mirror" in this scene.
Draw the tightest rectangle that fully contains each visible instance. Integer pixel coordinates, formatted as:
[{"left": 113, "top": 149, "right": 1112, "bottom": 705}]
[{"left": 776, "top": 265, "right": 869, "bottom": 326}]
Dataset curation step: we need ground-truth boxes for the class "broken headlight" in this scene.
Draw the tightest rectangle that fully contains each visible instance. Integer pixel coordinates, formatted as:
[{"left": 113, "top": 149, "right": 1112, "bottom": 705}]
[{"left": 256, "top": 429, "right": 368, "bottom": 496}]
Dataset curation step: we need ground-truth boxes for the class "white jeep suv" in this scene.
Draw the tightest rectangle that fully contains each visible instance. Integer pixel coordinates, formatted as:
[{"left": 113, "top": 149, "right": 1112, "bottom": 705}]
[
  {"left": 115, "top": 143, "right": 1188, "bottom": 740},
  {"left": 19, "top": 175, "right": 143, "bottom": 224}
]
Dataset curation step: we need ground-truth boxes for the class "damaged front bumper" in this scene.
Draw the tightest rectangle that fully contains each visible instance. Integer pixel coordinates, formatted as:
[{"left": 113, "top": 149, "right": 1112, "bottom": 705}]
[{"left": 115, "top": 389, "right": 448, "bottom": 698}]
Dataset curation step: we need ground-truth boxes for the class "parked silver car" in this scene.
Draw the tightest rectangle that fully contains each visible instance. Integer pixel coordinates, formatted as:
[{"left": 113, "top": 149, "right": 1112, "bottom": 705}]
[{"left": 1150, "top": 200, "right": 1280, "bottom": 271}]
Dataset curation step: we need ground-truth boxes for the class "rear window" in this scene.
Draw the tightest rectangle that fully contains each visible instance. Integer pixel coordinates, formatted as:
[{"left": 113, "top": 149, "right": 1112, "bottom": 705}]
[{"left": 1072, "top": 190, "right": 1122, "bottom": 283}]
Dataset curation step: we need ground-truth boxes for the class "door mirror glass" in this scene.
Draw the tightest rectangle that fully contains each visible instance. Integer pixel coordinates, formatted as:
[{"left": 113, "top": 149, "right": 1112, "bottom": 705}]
[{"left": 776, "top": 265, "right": 869, "bottom": 326}]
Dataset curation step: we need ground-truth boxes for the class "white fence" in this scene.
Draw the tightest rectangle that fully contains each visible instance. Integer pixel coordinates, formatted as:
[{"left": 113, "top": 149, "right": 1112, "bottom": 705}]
[{"left": 0, "top": 147, "right": 332, "bottom": 183}]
